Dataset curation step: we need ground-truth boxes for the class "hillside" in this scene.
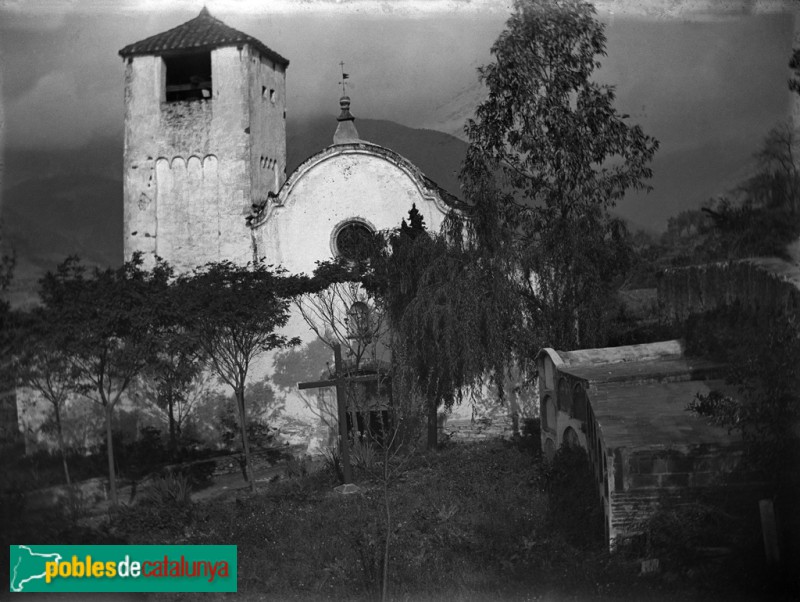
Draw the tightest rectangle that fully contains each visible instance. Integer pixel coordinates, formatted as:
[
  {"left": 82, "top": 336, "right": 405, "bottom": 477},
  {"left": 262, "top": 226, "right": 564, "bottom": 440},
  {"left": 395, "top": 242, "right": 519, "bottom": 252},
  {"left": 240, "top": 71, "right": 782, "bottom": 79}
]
[{"left": 1, "top": 117, "right": 468, "bottom": 305}]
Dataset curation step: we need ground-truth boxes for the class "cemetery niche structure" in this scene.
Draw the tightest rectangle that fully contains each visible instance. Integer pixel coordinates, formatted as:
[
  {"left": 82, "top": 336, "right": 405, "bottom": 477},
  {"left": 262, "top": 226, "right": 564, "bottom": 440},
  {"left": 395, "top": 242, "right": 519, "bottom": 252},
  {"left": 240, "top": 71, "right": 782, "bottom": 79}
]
[{"left": 537, "top": 340, "right": 749, "bottom": 545}]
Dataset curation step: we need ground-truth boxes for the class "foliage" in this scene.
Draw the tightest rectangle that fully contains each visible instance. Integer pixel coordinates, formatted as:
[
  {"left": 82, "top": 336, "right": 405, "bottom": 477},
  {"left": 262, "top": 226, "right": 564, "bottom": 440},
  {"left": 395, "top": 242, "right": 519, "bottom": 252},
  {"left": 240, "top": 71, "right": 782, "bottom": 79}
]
[
  {"left": 31, "top": 254, "right": 173, "bottom": 505},
  {"left": 17, "top": 440, "right": 794, "bottom": 599},
  {"left": 366, "top": 205, "right": 520, "bottom": 449},
  {"left": 144, "top": 471, "right": 192, "bottom": 507},
  {"left": 452, "top": 0, "right": 658, "bottom": 352},
  {"left": 685, "top": 390, "right": 740, "bottom": 428},
  {"left": 791, "top": 46, "right": 800, "bottom": 97},
  {"left": 545, "top": 444, "right": 604, "bottom": 548},
  {"left": 177, "top": 260, "right": 297, "bottom": 491},
  {"left": 0, "top": 446, "right": 107, "bottom": 493},
  {"left": 0, "top": 248, "right": 14, "bottom": 294},
  {"left": 140, "top": 325, "right": 206, "bottom": 453},
  {"left": 271, "top": 338, "right": 333, "bottom": 392},
  {"left": 190, "top": 379, "right": 281, "bottom": 451},
  {"left": 700, "top": 123, "right": 800, "bottom": 260},
  {"left": 0, "top": 229, "right": 15, "bottom": 345},
  {"left": 684, "top": 304, "right": 800, "bottom": 483},
  {"left": 515, "top": 417, "right": 542, "bottom": 457},
  {"left": 628, "top": 123, "right": 800, "bottom": 285},
  {"left": 625, "top": 500, "right": 739, "bottom": 573},
  {"left": 321, "top": 445, "right": 343, "bottom": 482},
  {"left": 350, "top": 439, "right": 377, "bottom": 471},
  {"left": 295, "top": 280, "right": 389, "bottom": 370},
  {"left": 284, "top": 455, "right": 309, "bottom": 479},
  {"left": 0, "top": 243, "right": 14, "bottom": 341},
  {"left": 701, "top": 198, "right": 800, "bottom": 261},
  {"left": 10, "top": 307, "right": 76, "bottom": 486},
  {"left": 216, "top": 397, "right": 275, "bottom": 450}
]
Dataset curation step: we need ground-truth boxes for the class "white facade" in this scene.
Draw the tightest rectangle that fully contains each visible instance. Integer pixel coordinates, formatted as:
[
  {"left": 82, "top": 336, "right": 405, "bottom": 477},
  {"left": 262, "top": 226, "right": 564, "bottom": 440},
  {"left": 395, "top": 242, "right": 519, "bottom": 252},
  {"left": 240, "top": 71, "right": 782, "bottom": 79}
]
[
  {"left": 249, "top": 139, "right": 453, "bottom": 451},
  {"left": 119, "top": 11, "right": 459, "bottom": 453},
  {"left": 250, "top": 142, "right": 450, "bottom": 274}
]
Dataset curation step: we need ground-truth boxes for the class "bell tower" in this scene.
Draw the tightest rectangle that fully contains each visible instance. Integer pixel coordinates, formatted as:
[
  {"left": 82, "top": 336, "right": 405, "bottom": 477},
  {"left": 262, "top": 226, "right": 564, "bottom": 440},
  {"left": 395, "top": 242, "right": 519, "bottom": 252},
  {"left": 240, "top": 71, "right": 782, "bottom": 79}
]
[{"left": 119, "top": 8, "right": 289, "bottom": 271}]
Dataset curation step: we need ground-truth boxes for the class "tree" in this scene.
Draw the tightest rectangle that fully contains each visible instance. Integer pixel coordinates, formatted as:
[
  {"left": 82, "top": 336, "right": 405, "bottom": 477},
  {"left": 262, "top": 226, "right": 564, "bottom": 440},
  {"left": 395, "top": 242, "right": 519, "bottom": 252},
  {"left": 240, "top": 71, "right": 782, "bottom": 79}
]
[
  {"left": 789, "top": 45, "right": 800, "bottom": 98},
  {"left": 37, "top": 255, "right": 172, "bottom": 505},
  {"left": 0, "top": 244, "right": 16, "bottom": 452},
  {"left": 140, "top": 326, "right": 206, "bottom": 454},
  {"left": 699, "top": 123, "right": 800, "bottom": 260},
  {"left": 177, "top": 261, "right": 297, "bottom": 491},
  {"left": 364, "top": 206, "right": 520, "bottom": 450},
  {"left": 453, "top": 0, "right": 658, "bottom": 351},
  {"left": 11, "top": 308, "right": 76, "bottom": 487},
  {"left": 295, "top": 280, "right": 389, "bottom": 372},
  {"left": 685, "top": 305, "right": 800, "bottom": 488}
]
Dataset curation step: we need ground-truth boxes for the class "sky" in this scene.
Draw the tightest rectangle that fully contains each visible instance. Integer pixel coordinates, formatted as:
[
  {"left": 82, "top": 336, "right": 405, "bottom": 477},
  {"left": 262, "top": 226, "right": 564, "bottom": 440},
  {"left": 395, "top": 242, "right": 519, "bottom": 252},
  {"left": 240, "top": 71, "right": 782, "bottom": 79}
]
[{"left": 1, "top": 0, "right": 798, "bottom": 230}]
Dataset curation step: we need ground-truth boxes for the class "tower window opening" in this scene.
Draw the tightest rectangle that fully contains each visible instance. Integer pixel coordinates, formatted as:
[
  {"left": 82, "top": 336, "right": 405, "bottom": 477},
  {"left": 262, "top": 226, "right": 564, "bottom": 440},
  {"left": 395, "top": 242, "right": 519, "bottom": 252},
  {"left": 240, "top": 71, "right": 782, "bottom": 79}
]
[{"left": 164, "top": 51, "right": 212, "bottom": 102}]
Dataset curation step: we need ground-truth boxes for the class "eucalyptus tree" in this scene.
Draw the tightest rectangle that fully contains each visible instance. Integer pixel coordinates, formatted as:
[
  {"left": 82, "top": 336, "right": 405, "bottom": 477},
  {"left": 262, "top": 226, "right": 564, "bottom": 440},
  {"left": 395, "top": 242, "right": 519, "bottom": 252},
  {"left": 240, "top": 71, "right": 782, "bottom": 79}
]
[{"left": 452, "top": 0, "right": 658, "bottom": 351}]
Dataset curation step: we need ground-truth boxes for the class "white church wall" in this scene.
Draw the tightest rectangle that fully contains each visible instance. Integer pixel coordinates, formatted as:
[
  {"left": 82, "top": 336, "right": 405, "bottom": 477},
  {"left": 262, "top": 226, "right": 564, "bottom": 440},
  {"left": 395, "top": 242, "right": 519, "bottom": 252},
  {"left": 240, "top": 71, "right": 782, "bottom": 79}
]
[
  {"left": 253, "top": 148, "right": 447, "bottom": 275},
  {"left": 249, "top": 145, "right": 451, "bottom": 453}
]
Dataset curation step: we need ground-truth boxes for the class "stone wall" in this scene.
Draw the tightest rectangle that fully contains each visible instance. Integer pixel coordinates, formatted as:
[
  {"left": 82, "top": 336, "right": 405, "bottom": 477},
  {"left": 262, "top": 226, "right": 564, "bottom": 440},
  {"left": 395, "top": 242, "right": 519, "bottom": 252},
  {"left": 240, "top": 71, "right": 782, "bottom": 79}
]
[{"left": 658, "top": 258, "right": 800, "bottom": 322}]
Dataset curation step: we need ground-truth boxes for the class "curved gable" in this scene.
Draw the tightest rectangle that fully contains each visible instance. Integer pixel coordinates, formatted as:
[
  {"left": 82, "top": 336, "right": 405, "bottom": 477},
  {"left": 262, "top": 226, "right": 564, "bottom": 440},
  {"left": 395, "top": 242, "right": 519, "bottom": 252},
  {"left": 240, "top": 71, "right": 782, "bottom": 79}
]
[
  {"left": 249, "top": 142, "right": 456, "bottom": 274},
  {"left": 250, "top": 142, "right": 456, "bottom": 227}
]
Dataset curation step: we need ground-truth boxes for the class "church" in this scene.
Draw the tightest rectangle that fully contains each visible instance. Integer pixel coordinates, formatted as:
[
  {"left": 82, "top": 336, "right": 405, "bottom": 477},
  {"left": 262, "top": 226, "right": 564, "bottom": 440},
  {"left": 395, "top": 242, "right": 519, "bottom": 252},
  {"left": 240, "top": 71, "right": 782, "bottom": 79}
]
[
  {"left": 117, "top": 8, "right": 463, "bottom": 449},
  {"left": 118, "top": 7, "right": 458, "bottom": 276}
]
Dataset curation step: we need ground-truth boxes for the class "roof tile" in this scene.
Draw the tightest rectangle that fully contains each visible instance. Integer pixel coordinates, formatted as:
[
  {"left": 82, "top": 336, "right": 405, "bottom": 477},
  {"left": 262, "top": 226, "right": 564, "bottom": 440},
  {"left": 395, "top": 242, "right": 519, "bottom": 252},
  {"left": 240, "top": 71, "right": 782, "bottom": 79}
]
[{"left": 118, "top": 8, "right": 288, "bottom": 67}]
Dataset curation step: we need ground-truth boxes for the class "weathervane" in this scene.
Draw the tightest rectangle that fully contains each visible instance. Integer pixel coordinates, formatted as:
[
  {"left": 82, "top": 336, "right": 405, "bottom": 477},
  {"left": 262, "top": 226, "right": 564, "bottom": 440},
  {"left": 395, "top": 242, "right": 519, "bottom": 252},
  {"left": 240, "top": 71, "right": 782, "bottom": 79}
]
[{"left": 339, "top": 61, "right": 350, "bottom": 96}]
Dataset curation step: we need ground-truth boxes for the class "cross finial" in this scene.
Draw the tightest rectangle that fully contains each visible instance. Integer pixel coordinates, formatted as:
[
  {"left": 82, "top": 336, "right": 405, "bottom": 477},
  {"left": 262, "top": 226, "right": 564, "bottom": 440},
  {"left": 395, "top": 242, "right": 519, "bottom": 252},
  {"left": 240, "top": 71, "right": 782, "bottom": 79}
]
[{"left": 339, "top": 61, "right": 350, "bottom": 96}]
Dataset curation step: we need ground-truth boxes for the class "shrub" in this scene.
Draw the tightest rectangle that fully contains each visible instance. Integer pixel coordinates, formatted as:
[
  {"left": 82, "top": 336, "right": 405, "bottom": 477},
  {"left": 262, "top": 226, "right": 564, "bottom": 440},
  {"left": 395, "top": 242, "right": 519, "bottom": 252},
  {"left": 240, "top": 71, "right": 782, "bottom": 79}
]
[
  {"left": 285, "top": 455, "right": 308, "bottom": 479},
  {"left": 122, "top": 426, "right": 168, "bottom": 480},
  {"left": 322, "top": 446, "right": 343, "bottom": 482},
  {"left": 351, "top": 440, "right": 377, "bottom": 471},
  {"left": 145, "top": 471, "right": 192, "bottom": 507},
  {"left": 545, "top": 444, "right": 604, "bottom": 549},
  {"left": 515, "top": 417, "right": 542, "bottom": 457}
]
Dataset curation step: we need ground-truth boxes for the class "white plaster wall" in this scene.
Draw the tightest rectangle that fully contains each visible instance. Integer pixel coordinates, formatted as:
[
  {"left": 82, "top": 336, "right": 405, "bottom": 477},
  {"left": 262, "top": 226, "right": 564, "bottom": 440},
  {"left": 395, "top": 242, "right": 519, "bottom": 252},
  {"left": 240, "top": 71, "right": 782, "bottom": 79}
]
[
  {"left": 249, "top": 147, "right": 451, "bottom": 452},
  {"left": 255, "top": 149, "right": 447, "bottom": 275},
  {"left": 249, "top": 56, "right": 286, "bottom": 202},
  {"left": 154, "top": 155, "right": 222, "bottom": 272},
  {"left": 122, "top": 55, "right": 163, "bottom": 260},
  {"left": 123, "top": 45, "right": 285, "bottom": 272}
]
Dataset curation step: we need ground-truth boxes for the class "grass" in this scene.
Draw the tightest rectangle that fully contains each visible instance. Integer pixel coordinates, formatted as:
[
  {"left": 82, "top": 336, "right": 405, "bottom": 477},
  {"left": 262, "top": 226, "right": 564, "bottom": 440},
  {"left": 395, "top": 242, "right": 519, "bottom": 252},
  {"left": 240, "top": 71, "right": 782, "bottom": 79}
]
[{"left": 3, "top": 439, "right": 796, "bottom": 601}]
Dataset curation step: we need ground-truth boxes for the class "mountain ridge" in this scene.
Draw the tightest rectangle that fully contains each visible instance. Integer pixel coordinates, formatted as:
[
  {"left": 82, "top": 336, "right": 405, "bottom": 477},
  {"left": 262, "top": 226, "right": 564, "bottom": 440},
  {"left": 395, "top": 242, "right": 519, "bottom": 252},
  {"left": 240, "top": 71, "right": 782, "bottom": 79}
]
[{"left": 1, "top": 117, "right": 468, "bottom": 305}]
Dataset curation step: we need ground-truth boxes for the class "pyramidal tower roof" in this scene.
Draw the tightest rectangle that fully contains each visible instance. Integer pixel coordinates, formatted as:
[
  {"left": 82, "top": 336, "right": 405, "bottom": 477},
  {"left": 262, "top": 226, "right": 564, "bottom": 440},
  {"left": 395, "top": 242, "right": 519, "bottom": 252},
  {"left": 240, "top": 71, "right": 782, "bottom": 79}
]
[{"left": 118, "top": 7, "right": 289, "bottom": 66}]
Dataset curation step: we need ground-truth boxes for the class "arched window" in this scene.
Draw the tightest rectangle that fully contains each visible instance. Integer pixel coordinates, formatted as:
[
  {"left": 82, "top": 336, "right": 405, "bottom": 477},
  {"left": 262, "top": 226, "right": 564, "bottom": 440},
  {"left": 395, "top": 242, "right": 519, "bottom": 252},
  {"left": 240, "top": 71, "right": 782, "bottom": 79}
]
[
  {"left": 572, "top": 383, "right": 588, "bottom": 421},
  {"left": 542, "top": 395, "right": 556, "bottom": 432},
  {"left": 544, "top": 438, "right": 556, "bottom": 461},
  {"left": 346, "top": 301, "right": 372, "bottom": 342},
  {"left": 557, "top": 378, "right": 572, "bottom": 414},
  {"left": 562, "top": 426, "right": 580, "bottom": 448}
]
